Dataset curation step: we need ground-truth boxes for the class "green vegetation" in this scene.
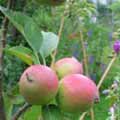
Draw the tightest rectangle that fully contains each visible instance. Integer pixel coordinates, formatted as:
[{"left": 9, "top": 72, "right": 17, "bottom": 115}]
[{"left": 0, "top": 0, "right": 120, "bottom": 120}]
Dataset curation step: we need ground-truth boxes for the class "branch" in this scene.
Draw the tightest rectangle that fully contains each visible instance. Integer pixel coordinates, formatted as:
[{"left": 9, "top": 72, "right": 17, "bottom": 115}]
[
  {"left": 50, "top": 0, "right": 73, "bottom": 69},
  {"left": 0, "top": 0, "right": 14, "bottom": 120},
  {"left": 79, "top": 112, "right": 87, "bottom": 120},
  {"left": 79, "top": 31, "right": 89, "bottom": 76},
  {"left": 97, "top": 53, "right": 117, "bottom": 90},
  {"left": 50, "top": 8, "right": 66, "bottom": 69},
  {"left": 12, "top": 103, "right": 32, "bottom": 120}
]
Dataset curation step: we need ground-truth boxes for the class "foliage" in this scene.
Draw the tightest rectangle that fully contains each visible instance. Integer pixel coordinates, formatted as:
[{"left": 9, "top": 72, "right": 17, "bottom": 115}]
[{"left": 0, "top": 0, "right": 120, "bottom": 120}]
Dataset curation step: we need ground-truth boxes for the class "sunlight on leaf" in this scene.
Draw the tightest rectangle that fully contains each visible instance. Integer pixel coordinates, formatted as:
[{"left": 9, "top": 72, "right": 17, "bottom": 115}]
[{"left": 40, "top": 31, "right": 59, "bottom": 58}]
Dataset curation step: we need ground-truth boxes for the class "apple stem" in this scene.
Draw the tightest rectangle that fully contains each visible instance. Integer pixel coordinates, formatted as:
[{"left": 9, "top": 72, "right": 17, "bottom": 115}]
[{"left": 97, "top": 53, "right": 117, "bottom": 90}]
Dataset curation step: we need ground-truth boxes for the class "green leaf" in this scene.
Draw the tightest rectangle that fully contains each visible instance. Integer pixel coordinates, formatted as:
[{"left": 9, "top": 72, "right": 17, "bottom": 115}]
[
  {"left": 23, "top": 106, "right": 41, "bottom": 120},
  {"left": 40, "top": 31, "right": 59, "bottom": 58},
  {"left": 0, "top": 6, "right": 42, "bottom": 52},
  {"left": 42, "top": 105, "right": 62, "bottom": 120},
  {"left": 0, "top": 6, "right": 29, "bottom": 35},
  {"left": 24, "top": 20, "right": 42, "bottom": 52},
  {"left": 109, "top": 2, "right": 120, "bottom": 12},
  {"left": 4, "top": 94, "right": 13, "bottom": 120},
  {"left": 5, "top": 46, "right": 34, "bottom": 65}
]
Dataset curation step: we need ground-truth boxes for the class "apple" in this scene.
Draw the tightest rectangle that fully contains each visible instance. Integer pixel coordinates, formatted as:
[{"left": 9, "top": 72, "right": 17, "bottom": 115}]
[
  {"left": 55, "top": 57, "right": 83, "bottom": 79},
  {"left": 19, "top": 65, "right": 58, "bottom": 105},
  {"left": 57, "top": 74, "right": 99, "bottom": 113}
]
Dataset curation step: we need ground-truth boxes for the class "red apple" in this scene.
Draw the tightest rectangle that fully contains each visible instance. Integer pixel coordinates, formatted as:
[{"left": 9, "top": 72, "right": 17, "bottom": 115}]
[
  {"left": 55, "top": 57, "right": 83, "bottom": 79},
  {"left": 19, "top": 65, "right": 58, "bottom": 105},
  {"left": 57, "top": 74, "right": 99, "bottom": 113}
]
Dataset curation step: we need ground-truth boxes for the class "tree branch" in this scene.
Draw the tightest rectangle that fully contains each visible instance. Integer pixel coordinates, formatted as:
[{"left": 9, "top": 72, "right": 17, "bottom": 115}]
[
  {"left": 12, "top": 103, "right": 32, "bottom": 120},
  {"left": 0, "top": 0, "right": 14, "bottom": 120}
]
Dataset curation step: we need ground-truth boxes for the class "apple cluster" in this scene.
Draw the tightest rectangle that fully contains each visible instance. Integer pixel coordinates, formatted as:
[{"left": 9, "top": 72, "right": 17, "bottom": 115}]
[{"left": 19, "top": 57, "right": 99, "bottom": 113}]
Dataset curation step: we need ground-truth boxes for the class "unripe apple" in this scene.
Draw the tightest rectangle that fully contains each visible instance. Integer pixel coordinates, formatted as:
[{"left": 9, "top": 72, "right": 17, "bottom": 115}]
[
  {"left": 35, "top": 0, "right": 65, "bottom": 6},
  {"left": 54, "top": 57, "right": 83, "bottom": 79},
  {"left": 57, "top": 74, "right": 99, "bottom": 113},
  {"left": 19, "top": 65, "right": 58, "bottom": 105}
]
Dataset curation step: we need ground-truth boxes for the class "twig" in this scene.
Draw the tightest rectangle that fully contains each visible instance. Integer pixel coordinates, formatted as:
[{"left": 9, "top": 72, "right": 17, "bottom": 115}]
[
  {"left": 50, "top": 8, "right": 66, "bottom": 69},
  {"left": 79, "top": 31, "right": 88, "bottom": 120},
  {"left": 90, "top": 108, "right": 95, "bottom": 120},
  {"left": 0, "top": 0, "right": 14, "bottom": 119},
  {"left": 79, "top": 112, "right": 87, "bottom": 120},
  {"left": 50, "top": 0, "right": 75, "bottom": 69},
  {"left": 12, "top": 103, "right": 32, "bottom": 120},
  {"left": 97, "top": 54, "right": 117, "bottom": 90},
  {"left": 79, "top": 31, "right": 89, "bottom": 76}
]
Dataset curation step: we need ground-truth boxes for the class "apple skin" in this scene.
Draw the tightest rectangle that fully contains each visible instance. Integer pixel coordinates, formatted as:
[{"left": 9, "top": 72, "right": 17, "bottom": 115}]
[
  {"left": 57, "top": 74, "right": 99, "bottom": 113},
  {"left": 35, "top": 0, "right": 65, "bottom": 6},
  {"left": 54, "top": 57, "right": 83, "bottom": 79},
  {"left": 19, "top": 65, "right": 58, "bottom": 105}
]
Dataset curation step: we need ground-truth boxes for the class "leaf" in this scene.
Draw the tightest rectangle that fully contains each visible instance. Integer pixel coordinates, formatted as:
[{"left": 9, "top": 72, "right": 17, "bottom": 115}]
[
  {"left": 5, "top": 46, "right": 34, "bottom": 65},
  {"left": 0, "top": 6, "right": 42, "bottom": 52},
  {"left": 24, "top": 20, "right": 42, "bottom": 52},
  {"left": 23, "top": 106, "right": 41, "bottom": 120},
  {"left": 109, "top": 2, "right": 120, "bottom": 12},
  {"left": 40, "top": 31, "right": 59, "bottom": 58},
  {"left": 42, "top": 105, "right": 62, "bottom": 120},
  {"left": 4, "top": 94, "right": 13, "bottom": 120},
  {"left": 0, "top": 6, "right": 29, "bottom": 35}
]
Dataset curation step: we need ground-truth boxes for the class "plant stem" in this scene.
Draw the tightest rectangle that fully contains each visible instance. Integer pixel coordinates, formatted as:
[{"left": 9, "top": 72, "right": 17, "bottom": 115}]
[
  {"left": 79, "top": 112, "right": 87, "bottom": 120},
  {"left": 50, "top": 0, "right": 73, "bottom": 69},
  {"left": 50, "top": 9, "right": 66, "bottom": 69},
  {"left": 90, "top": 108, "right": 95, "bottom": 120},
  {"left": 12, "top": 103, "right": 32, "bottom": 120},
  {"left": 79, "top": 31, "right": 95, "bottom": 120},
  {"left": 0, "top": 0, "right": 14, "bottom": 119},
  {"left": 97, "top": 53, "right": 117, "bottom": 90},
  {"left": 79, "top": 31, "right": 89, "bottom": 76}
]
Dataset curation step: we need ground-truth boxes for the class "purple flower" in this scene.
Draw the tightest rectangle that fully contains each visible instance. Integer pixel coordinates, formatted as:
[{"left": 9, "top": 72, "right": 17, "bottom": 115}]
[{"left": 113, "top": 40, "right": 120, "bottom": 54}]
